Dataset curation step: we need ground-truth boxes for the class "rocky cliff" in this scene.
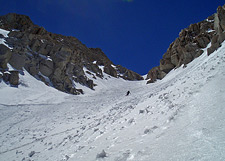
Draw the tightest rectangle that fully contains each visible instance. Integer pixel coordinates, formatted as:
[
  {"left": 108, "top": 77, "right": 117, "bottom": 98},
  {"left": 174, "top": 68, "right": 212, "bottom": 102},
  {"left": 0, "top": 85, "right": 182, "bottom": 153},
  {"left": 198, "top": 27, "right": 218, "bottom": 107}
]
[
  {"left": 0, "top": 13, "right": 143, "bottom": 94},
  {"left": 1, "top": 5, "right": 224, "bottom": 93},
  {"left": 146, "top": 4, "right": 225, "bottom": 83}
]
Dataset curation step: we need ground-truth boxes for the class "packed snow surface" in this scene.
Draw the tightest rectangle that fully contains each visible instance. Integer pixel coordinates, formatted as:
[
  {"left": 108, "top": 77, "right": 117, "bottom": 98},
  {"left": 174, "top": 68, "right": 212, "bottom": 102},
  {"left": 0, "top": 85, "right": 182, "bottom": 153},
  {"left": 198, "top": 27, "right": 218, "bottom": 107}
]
[{"left": 0, "top": 42, "right": 225, "bottom": 161}]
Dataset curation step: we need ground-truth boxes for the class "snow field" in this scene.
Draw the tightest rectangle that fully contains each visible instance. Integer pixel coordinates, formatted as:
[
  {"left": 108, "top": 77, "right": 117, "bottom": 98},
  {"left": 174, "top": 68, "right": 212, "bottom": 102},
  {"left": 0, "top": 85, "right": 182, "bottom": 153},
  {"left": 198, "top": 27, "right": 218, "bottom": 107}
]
[{"left": 0, "top": 41, "right": 225, "bottom": 160}]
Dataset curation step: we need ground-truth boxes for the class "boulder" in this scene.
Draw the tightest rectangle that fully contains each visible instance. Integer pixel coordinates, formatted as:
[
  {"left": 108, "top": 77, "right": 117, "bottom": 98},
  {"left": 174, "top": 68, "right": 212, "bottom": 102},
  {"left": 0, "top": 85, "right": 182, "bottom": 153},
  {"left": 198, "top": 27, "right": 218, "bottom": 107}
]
[
  {"left": 9, "top": 70, "right": 19, "bottom": 85},
  {"left": 96, "top": 150, "right": 107, "bottom": 159},
  {"left": 3, "top": 71, "right": 10, "bottom": 82}
]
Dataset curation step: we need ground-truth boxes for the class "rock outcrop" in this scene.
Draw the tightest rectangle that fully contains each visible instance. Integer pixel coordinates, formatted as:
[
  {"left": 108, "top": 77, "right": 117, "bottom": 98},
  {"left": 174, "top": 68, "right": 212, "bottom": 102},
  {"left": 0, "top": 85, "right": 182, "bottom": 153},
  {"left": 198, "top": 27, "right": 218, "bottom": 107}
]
[
  {"left": 146, "top": 4, "right": 225, "bottom": 83},
  {"left": 9, "top": 70, "right": 19, "bottom": 86},
  {"left": 0, "top": 70, "right": 19, "bottom": 86},
  {"left": 207, "top": 5, "right": 225, "bottom": 55},
  {"left": 0, "top": 44, "right": 12, "bottom": 69},
  {"left": 0, "top": 13, "right": 143, "bottom": 94}
]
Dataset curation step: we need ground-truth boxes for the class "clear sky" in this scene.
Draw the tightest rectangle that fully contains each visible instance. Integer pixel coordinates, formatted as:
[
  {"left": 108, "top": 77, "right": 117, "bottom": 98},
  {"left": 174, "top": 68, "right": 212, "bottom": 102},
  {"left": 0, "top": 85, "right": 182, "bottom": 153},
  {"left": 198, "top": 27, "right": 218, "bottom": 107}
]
[{"left": 0, "top": 0, "right": 223, "bottom": 75}]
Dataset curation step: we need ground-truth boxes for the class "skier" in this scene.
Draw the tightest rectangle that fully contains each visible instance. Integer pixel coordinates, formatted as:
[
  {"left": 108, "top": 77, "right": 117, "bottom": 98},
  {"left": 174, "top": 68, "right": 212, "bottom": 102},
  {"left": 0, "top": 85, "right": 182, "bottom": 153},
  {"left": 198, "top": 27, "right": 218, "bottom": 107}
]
[{"left": 126, "top": 91, "right": 131, "bottom": 96}]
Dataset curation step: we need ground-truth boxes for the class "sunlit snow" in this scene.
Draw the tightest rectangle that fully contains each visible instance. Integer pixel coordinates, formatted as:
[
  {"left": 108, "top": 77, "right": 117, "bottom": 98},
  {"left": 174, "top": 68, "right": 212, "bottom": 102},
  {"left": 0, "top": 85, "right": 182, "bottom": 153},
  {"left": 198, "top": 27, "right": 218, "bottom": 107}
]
[
  {"left": 0, "top": 28, "right": 11, "bottom": 48},
  {"left": 0, "top": 42, "right": 225, "bottom": 160}
]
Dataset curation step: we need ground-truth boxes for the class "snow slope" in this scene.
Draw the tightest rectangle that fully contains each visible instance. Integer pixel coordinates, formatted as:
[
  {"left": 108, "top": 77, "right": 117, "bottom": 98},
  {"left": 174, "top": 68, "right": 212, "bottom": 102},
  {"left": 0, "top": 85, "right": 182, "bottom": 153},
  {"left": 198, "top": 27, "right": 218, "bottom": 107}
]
[
  {"left": 0, "top": 42, "right": 225, "bottom": 161},
  {"left": 0, "top": 28, "right": 12, "bottom": 49}
]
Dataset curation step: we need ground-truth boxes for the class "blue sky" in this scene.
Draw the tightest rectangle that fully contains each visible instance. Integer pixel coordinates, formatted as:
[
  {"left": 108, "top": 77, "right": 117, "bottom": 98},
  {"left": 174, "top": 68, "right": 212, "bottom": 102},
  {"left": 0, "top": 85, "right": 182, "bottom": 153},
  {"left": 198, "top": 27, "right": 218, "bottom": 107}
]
[{"left": 0, "top": 0, "right": 223, "bottom": 74}]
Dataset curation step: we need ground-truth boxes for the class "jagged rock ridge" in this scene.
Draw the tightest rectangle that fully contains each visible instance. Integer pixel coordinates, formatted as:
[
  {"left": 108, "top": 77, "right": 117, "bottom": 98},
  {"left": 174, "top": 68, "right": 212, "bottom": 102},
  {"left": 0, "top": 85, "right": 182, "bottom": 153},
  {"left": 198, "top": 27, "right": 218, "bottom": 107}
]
[
  {"left": 146, "top": 4, "right": 225, "bottom": 83},
  {"left": 0, "top": 13, "right": 143, "bottom": 94}
]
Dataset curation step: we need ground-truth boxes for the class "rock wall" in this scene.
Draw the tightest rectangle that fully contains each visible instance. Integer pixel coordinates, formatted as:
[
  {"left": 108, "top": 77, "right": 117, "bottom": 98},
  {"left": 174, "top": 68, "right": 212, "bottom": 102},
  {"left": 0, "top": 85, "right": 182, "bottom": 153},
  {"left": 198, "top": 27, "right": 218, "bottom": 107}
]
[
  {"left": 207, "top": 5, "right": 225, "bottom": 55},
  {"left": 0, "top": 13, "right": 143, "bottom": 94},
  {"left": 146, "top": 4, "right": 225, "bottom": 83}
]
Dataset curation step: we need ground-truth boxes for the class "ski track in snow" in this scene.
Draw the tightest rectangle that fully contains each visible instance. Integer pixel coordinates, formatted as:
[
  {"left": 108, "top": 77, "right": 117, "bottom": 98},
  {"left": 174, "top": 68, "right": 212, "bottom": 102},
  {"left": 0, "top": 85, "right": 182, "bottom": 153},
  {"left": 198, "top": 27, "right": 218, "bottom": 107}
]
[{"left": 0, "top": 42, "right": 225, "bottom": 161}]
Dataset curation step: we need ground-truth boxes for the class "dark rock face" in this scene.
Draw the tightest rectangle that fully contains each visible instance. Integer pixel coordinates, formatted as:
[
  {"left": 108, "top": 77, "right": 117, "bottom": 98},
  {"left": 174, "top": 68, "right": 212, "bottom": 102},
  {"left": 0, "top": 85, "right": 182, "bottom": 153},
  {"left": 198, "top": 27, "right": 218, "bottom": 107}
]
[
  {"left": 0, "top": 44, "right": 12, "bottom": 69},
  {"left": 2, "top": 72, "right": 10, "bottom": 82},
  {"left": 39, "top": 59, "right": 53, "bottom": 77},
  {"left": 116, "top": 65, "right": 143, "bottom": 80},
  {"left": 9, "top": 71, "right": 19, "bottom": 86},
  {"left": 0, "top": 13, "right": 143, "bottom": 94},
  {"left": 147, "top": 5, "right": 225, "bottom": 83},
  {"left": 1, "top": 70, "right": 19, "bottom": 86},
  {"left": 207, "top": 5, "right": 225, "bottom": 55},
  {"left": 146, "top": 66, "right": 166, "bottom": 84},
  {"left": 0, "top": 72, "right": 2, "bottom": 79}
]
